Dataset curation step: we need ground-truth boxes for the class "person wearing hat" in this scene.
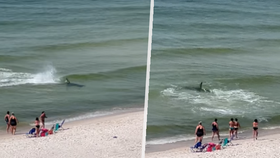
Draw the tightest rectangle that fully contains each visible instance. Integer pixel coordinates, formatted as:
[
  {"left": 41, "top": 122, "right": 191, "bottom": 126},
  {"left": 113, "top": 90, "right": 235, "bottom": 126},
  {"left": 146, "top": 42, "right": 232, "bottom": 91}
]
[
  {"left": 40, "top": 111, "right": 47, "bottom": 129},
  {"left": 9, "top": 112, "right": 18, "bottom": 135},
  {"left": 194, "top": 121, "right": 206, "bottom": 144}
]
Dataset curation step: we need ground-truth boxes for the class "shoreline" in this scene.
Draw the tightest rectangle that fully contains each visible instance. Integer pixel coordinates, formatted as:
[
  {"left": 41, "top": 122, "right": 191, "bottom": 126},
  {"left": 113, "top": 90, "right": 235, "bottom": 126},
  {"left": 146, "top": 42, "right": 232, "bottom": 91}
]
[
  {"left": 0, "top": 108, "right": 144, "bottom": 158},
  {"left": 145, "top": 127, "right": 280, "bottom": 153},
  {"left": 0, "top": 107, "right": 143, "bottom": 138},
  {"left": 145, "top": 129, "right": 280, "bottom": 158}
]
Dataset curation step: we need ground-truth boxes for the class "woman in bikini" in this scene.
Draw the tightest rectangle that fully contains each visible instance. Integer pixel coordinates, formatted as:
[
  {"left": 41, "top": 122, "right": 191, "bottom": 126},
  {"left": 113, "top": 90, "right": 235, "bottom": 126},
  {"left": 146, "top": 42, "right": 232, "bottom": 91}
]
[
  {"left": 234, "top": 118, "right": 241, "bottom": 138},
  {"left": 4, "top": 111, "right": 10, "bottom": 133},
  {"left": 194, "top": 121, "right": 206, "bottom": 144},
  {"left": 9, "top": 112, "right": 18, "bottom": 135},
  {"left": 253, "top": 119, "right": 258, "bottom": 140},
  {"left": 229, "top": 118, "right": 235, "bottom": 139},
  {"left": 35, "top": 117, "right": 40, "bottom": 137},
  {"left": 211, "top": 118, "right": 220, "bottom": 141}
]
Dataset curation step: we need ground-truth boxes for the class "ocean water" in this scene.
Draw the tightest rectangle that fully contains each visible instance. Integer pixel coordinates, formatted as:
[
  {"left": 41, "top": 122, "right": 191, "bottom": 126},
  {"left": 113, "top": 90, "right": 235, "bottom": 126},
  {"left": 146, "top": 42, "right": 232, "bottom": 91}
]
[
  {"left": 0, "top": 0, "right": 150, "bottom": 130},
  {"left": 146, "top": 0, "right": 280, "bottom": 145}
]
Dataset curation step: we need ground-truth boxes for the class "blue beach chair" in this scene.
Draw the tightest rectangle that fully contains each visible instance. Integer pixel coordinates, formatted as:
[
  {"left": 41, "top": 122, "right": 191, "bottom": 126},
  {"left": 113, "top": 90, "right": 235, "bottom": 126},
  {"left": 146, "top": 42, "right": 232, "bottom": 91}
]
[
  {"left": 26, "top": 128, "right": 36, "bottom": 138},
  {"left": 190, "top": 142, "right": 208, "bottom": 152}
]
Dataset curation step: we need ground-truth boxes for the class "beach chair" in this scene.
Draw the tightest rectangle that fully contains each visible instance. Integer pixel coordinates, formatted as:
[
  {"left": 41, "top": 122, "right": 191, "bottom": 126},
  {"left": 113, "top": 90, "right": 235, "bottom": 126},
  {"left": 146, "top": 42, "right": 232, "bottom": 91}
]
[
  {"left": 58, "top": 119, "right": 65, "bottom": 130},
  {"left": 26, "top": 128, "right": 36, "bottom": 138},
  {"left": 222, "top": 137, "right": 233, "bottom": 148},
  {"left": 190, "top": 142, "right": 208, "bottom": 152},
  {"left": 53, "top": 123, "right": 60, "bottom": 133}
]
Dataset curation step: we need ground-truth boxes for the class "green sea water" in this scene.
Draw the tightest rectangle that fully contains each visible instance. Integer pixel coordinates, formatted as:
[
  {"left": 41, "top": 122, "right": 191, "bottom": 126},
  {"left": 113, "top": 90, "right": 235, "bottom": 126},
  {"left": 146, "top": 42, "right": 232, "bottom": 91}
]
[
  {"left": 146, "top": 0, "right": 280, "bottom": 145},
  {"left": 0, "top": 0, "right": 150, "bottom": 130}
]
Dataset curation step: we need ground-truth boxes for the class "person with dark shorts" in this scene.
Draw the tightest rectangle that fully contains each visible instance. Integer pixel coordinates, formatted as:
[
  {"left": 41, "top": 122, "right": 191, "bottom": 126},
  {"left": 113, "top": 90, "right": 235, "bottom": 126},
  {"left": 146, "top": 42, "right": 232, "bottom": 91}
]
[
  {"left": 35, "top": 117, "right": 40, "bottom": 137},
  {"left": 194, "top": 121, "right": 206, "bottom": 144},
  {"left": 229, "top": 118, "right": 235, "bottom": 139},
  {"left": 4, "top": 111, "right": 10, "bottom": 133},
  {"left": 253, "top": 119, "right": 258, "bottom": 140},
  {"left": 211, "top": 118, "right": 220, "bottom": 141},
  {"left": 234, "top": 118, "right": 241, "bottom": 138},
  {"left": 9, "top": 112, "right": 18, "bottom": 135}
]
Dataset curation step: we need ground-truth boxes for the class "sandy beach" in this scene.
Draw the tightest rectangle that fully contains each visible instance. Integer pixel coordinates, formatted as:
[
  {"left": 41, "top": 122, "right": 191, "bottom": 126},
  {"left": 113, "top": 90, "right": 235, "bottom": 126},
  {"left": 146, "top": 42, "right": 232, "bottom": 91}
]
[
  {"left": 146, "top": 131, "right": 280, "bottom": 158},
  {"left": 0, "top": 109, "right": 144, "bottom": 158}
]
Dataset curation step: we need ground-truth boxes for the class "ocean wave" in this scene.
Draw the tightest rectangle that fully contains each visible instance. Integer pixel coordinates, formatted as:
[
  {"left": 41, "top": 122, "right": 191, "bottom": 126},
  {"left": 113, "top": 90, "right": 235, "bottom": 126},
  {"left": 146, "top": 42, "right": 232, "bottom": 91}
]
[
  {"left": 160, "top": 86, "right": 279, "bottom": 116},
  {"left": 0, "top": 65, "right": 59, "bottom": 87},
  {"left": 66, "top": 65, "right": 146, "bottom": 81},
  {"left": 30, "top": 37, "right": 147, "bottom": 52},
  {"left": 217, "top": 75, "right": 280, "bottom": 85},
  {"left": 29, "top": 108, "right": 142, "bottom": 126},
  {"left": 152, "top": 47, "right": 239, "bottom": 56}
]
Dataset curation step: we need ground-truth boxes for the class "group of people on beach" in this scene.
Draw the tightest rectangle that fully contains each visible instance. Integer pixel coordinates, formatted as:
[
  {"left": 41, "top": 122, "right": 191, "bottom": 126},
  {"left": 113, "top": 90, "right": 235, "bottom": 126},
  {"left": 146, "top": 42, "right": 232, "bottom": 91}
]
[
  {"left": 194, "top": 118, "right": 259, "bottom": 144},
  {"left": 4, "top": 111, "right": 47, "bottom": 136}
]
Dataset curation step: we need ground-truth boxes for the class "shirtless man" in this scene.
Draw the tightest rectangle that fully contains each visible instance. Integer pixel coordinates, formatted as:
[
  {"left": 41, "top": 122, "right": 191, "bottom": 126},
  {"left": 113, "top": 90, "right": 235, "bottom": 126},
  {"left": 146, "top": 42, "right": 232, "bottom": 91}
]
[
  {"left": 40, "top": 111, "right": 47, "bottom": 129},
  {"left": 229, "top": 118, "right": 235, "bottom": 139},
  {"left": 234, "top": 118, "right": 241, "bottom": 138}
]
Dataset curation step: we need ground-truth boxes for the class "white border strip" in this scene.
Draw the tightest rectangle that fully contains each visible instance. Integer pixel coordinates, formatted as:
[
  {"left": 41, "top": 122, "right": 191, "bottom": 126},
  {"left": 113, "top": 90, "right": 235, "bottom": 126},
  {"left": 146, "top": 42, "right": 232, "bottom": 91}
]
[{"left": 141, "top": 0, "right": 154, "bottom": 157}]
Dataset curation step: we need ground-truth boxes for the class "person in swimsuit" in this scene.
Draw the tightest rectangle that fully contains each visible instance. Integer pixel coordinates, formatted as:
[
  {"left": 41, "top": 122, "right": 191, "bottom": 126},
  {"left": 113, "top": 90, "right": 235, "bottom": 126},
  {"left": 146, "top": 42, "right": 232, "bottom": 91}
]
[
  {"left": 4, "top": 111, "right": 10, "bottom": 133},
  {"left": 35, "top": 117, "right": 40, "bottom": 137},
  {"left": 9, "top": 112, "right": 18, "bottom": 135},
  {"left": 211, "top": 118, "right": 220, "bottom": 141},
  {"left": 234, "top": 118, "right": 241, "bottom": 138},
  {"left": 194, "top": 121, "right": 206, "bottom": 144},
  {"left": 253, "top": 119, "right": 258, "bottom": 140},
  {"left": 229, "top": 118, "right": 235, "bottom": 139},
  {"left": 40, "top": 111, "right": 47, "bottom": 129}
]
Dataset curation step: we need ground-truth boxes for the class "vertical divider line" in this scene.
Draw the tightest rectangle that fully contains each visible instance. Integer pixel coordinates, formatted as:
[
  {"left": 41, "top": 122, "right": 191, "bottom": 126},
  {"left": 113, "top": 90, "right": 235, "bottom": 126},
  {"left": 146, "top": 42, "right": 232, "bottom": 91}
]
[{"left": 141, "top": 0, "right": 154, "bottom": 157}]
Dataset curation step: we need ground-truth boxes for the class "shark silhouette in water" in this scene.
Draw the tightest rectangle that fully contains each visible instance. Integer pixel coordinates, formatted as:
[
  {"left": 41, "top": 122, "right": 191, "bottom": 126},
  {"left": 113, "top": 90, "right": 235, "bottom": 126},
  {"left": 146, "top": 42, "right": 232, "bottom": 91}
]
[
  {"left": 184, "top": 82, "right": 211, "bottom": 92},
  {"left": 65, "top": 78, "right": 84, "bottom": 88}
]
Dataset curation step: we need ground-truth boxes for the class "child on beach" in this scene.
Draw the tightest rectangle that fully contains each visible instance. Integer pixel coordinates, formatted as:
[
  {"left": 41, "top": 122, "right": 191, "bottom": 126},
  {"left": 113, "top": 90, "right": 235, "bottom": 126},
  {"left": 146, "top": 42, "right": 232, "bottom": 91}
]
[
  {"left": 253, "top": 119, "right": 258, "bottom": 140},
  {"left": 234, "top": 118, "right": 241, "bottom": 138},
  {"left": 211, "top": 118, "right": 220, "bottom": 141},
  {"left": 40, "top": 111, "right": 47, "bottom": 128},
  {"left": 4, "top": 111, "right": 10, "bottom": 133},
  {"left": 9, "top": 112, "right": 18, "bottom": 135},
  {"left": 194, "top": 121, "right": 206, "bottom": 144}
]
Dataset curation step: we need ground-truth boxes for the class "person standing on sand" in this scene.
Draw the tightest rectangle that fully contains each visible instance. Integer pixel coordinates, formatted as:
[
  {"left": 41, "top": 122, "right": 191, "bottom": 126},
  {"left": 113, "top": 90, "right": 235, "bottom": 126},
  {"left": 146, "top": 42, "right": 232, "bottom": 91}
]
[
  {"left": 234, "top": 118, "right": 241, "bottom": 138},
  {"left": 211, "top": 118, "right": 220, "bottom": 141},
  {"left": 194, "top": 121, "right": 206, "bottom": 144},
  {"left": 9, "top": 112, "right": 18, "bottom": 135},
  {"left": 35, "top": 117, "right": 40, "bottom": 137},
  {"left": 229, "top": 118, "right": 235, "bottom": 138},
  {"left": 4, "top": 111, "right": 10, "bottom": 133},
  {"left": 253, "top": 119, "right": 258, "bottom": 140},
  {"left": 40, "top": 111, "right": 47, "bottom": 128}
]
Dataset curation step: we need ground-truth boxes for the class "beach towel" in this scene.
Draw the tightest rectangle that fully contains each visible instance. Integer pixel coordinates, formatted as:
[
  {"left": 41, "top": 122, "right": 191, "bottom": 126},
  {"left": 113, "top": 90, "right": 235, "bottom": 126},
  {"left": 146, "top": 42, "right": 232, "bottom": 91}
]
[
  {"left": 207, "top": 143, "right": 216, "bottom": 152},
  {"left": 190, "top": 142, "right": 208, "bottom": 152}
]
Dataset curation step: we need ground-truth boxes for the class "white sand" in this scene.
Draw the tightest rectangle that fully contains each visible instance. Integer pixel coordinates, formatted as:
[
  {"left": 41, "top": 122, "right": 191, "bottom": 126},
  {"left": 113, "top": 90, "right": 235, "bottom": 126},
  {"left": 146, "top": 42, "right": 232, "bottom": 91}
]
[
  {"left": 146, "top": 134, "right": 280, "bottom": 158},
  {"left": 0, "top": 110, "right": 144, "bottom": 158}
]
